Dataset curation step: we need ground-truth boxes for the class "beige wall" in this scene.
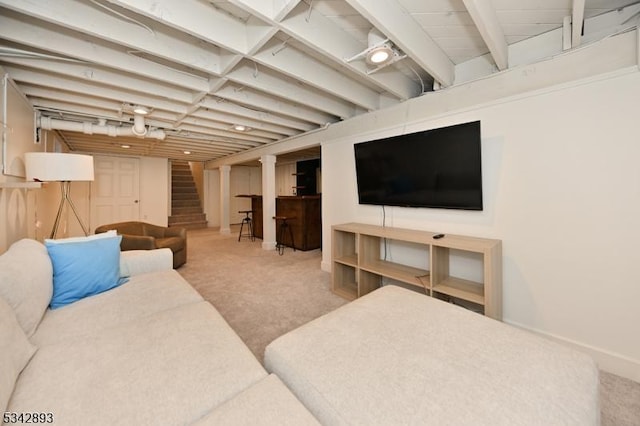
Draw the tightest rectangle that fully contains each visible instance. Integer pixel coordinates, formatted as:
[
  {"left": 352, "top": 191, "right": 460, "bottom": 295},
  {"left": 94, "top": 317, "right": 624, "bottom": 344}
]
[
  {"left": 321, "top": 69, "right": 640, "bottom": 382},
  {"left": 203, "top": 162, "right": 300, "bottom": 228},
  {"left": 0, "top": 69, "right": 93, "bottom": 250},
  {"left": 0, "top": 74, "right": 45, "bottom": 252},
  {"left": 0, "top": 86, "right": 170, "bottom": 252}
]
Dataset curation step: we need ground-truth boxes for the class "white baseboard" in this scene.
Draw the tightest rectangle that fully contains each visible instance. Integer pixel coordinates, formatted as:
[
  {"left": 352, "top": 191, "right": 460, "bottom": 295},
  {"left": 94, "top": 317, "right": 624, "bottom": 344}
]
[{"left": 505, "top": 320, "right": 640, "bottom": 383}]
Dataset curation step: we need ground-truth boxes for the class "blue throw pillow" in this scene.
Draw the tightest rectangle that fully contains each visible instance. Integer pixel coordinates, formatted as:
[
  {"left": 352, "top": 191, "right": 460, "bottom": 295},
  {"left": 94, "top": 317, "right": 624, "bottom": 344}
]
[{"left": 45, "top": 235, "right": 128, "bottom": 309}]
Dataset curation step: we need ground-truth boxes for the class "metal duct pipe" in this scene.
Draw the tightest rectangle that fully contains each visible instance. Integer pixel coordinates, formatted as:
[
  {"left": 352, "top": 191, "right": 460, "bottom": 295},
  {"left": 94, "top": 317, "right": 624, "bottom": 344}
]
[{"left": 38, "top": 116, "right": 166, "bottom": 140}]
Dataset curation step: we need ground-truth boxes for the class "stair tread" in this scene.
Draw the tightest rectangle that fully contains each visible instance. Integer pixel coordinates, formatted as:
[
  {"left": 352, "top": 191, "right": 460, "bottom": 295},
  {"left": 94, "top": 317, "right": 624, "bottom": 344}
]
[
  {"left": 169, "top": 214, "right": 206, "bottom": 219},
  {"left": 170, "top": 160, "right": 207, "bottom": 230},
  {"left": 172, "top": 202, "right": 201, "bottom": 207}
]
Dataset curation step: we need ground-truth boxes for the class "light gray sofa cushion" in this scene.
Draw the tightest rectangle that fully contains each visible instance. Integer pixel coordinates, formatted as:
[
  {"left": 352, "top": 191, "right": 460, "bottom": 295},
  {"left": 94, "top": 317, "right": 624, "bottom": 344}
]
[
  {"left": 194, "top": 374, "right": 320, "bottom": 426},
  {"left": 0, "top": 296, "right": 36, "bottom": 414},
  {"left": 31, "top": 269, "right": 203, "bottom": 346},
  {"left": 10, "top": 301, "right": 268, "bottom": 425},
  {"left": 119, "top": 248, "right": 173, "bottom": 277},
  {"left": 265, "top": 285, "right": 600, "bottom": 426},
  {"left": 0, "top": 239, "right": 52, "bottom": 336}
]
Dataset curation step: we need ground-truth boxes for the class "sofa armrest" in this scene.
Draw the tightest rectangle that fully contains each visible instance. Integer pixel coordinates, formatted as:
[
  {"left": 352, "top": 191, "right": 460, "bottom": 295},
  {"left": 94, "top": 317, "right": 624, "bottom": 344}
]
[
  {"left": 120, "top": 248, "right": 173, "bottom": 277},
  {"left": 164, "top": 226, "right": 187, "bottom": 240},
  {"left": 120, "top": 234, "right": 157, "bottom": 251}
]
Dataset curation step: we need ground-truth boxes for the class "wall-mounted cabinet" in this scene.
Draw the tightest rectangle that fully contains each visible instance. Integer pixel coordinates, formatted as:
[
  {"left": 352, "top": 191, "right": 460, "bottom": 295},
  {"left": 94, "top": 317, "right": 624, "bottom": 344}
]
[{"left": 332, "top": 223, "right": 502, "bottom": 319}]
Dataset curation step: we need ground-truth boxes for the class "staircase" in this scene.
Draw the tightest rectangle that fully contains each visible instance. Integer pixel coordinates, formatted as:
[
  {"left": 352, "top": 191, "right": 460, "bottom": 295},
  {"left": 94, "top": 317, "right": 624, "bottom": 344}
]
[{"left": 169, "top": 161, "right": 208, "bottom": 229}]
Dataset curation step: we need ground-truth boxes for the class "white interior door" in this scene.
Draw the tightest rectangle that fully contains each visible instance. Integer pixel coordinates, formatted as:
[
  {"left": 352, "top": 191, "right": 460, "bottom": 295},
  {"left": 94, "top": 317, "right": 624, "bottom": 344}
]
[{"left": 90, "top": 156, "right": 140, "bottom": 231}]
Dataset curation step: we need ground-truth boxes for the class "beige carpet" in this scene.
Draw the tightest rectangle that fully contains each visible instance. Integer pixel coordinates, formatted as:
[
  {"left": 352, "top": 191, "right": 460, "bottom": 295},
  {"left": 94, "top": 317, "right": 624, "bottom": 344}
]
[
  {"left": 177, "top": 227, "right": 346, "bottom": 363},
  {"left": 179, "top": 227, "right": 639, "bottom": 425}
]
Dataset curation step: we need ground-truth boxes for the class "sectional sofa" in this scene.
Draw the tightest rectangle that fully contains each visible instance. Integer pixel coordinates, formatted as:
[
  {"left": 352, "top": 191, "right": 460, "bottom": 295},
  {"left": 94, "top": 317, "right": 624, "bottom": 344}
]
[
  {"left": 0, "top": 237, "right": 317, "bottom": 425},
  {"left": 1, "top": 236, "right": 600, "bottom": 425}
]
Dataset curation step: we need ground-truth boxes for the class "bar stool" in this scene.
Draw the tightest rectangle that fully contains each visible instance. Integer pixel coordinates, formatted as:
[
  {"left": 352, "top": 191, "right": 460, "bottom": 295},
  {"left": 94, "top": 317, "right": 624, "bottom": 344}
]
[
  {"left": 238, "top": 210, "right": 254, "bottom": 242},
  {"left": 273, "top": 216, "right": 295, "bottom": 255}
]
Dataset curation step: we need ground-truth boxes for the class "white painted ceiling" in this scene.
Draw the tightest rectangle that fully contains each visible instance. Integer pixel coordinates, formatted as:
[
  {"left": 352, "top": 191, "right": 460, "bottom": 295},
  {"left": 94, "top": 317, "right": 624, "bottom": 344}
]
[{"left": 1, "top": 0, "right": 639, "bottom": 162}]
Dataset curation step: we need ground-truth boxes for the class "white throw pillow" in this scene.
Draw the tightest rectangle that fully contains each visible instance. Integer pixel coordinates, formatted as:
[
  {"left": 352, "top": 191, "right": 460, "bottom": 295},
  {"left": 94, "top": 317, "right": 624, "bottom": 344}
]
[
  {"left": 0, "top": 296, "right": 37, "bottom": 414},
  {"left": 44, "top": 230, "right": 117, "bottom": 245},
  {"left": 0, "top": 239, "right": 53, "bottom": 336}
]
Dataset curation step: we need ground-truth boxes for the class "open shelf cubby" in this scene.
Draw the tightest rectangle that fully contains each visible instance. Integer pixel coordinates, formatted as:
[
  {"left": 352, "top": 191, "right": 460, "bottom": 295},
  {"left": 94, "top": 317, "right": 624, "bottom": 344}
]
[{"left": 331, "top": 223, "right": 502, "bottom": 319}]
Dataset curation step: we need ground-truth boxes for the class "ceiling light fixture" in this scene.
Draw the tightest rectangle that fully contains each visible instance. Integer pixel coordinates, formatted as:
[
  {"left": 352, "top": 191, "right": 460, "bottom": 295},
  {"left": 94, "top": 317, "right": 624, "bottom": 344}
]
[
  {"left": 233, "top": 124, "right": 248, "bottom": 132},
  {"left": 365, "top": 29, "right": 396, "bottom": 66},
  {"left": 366, "top": 44, "right": 394, "bottom": 65},
  {"left": 121, "top": 144, "right": 131, "bottom": 148},
  {"left": 183, "top": 150, "right": 191, "bottom": 155},
  {"left": 133, "top": 105, "right": 149, "bottom": 115},
  {"left": 345, "top": 28, "right": 405, "bottom": 72}
]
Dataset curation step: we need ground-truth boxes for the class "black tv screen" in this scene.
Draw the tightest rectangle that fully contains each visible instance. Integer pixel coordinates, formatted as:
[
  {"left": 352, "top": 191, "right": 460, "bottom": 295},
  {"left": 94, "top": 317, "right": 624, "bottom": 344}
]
[{"left": 354, "top": 120, "right": 482, "bottom": 210}]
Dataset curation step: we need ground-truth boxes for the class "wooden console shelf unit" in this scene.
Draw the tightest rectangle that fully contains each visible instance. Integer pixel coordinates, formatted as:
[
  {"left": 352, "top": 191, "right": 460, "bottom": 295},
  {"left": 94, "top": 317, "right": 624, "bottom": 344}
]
[{"left": 332, "top": 223, "right": 502, "bottom": 319}]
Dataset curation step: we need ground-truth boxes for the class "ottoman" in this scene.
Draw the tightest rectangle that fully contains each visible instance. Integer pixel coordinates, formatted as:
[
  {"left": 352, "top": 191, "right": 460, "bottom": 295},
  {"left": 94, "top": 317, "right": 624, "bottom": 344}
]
[{"left": 264, "top": 285, "right": 600, "bottom": 425}]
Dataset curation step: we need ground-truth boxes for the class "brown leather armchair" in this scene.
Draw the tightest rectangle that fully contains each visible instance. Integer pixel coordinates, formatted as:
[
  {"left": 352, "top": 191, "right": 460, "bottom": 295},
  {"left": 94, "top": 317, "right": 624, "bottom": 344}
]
[{"left": 95, "top": 221, "right": 187, "bottom": 268}]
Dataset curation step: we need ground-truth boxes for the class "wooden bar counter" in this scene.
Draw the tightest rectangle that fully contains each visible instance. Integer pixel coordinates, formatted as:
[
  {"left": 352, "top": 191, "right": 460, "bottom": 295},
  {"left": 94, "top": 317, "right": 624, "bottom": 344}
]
[
  {"left": 236, "top": 195, "right": 321, "bottom": 250},
  {"left": 276, "top": 195, "right": 321, "bottom": 251}
]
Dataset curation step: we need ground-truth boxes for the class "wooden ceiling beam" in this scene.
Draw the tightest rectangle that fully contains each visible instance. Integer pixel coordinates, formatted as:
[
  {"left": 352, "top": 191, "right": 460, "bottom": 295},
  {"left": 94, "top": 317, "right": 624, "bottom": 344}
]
[
  {"left": 572, "top": 0, "right": 586, "bottom": 48},
  {"left": 230, "top": 0, "right": 420, "bottom": 100},
  {"left": 462, "top": 0, "right": 509, "bottom": 70},
  {"left": 0, "top": 12, "right": 212, "bottom": 92}
]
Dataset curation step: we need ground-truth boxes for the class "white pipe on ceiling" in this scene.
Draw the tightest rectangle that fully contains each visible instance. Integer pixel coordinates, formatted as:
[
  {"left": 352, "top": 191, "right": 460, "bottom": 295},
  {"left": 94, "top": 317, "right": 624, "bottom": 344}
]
[
  {"left": 131, "top": 113, "right": 147, "bottom": 136},
  {"left": 38, "top": 116, "right": 166, "bottom": 140}
]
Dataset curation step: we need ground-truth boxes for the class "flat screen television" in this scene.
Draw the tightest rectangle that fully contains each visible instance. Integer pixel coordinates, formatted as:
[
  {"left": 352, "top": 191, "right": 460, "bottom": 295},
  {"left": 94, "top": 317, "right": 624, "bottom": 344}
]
[{"left": 354, "top": 120, "right": 483, "bottom": 210}]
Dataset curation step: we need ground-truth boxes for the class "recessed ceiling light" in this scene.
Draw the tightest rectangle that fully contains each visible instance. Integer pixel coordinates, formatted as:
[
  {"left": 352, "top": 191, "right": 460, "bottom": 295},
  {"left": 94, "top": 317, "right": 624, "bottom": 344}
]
[
  {"left": 366, "top": 45, "right": 394, "bottom": 65},
  {"left": 133, "top": 105, "right": 149, "bottom": 115},
  {"left": 233, "top": 124, "right": 247, "bottom": 131},
  {"left": 121, "top": 144, "right": 131, "bottom": 148},
  {"left": 183, "top": 150, "right": 191, "bottom": 155}
]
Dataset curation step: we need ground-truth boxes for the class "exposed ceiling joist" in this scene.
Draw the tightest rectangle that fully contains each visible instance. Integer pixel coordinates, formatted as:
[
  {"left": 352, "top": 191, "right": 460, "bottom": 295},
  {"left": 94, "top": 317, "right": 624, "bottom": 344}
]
[
  {"left": 212, "top": 85, "right": 335, "bottom": 126},
  {"left": 0, "top": 13, "right": 213, "bottom": 93},
  {"left": 106, "top": 0, "right": 249, "bottom": 54},
  {"left": 2, "top": 65, "right": 189, "bottom": 114},
  {"left": 0, "top": 0, "right": 225, "bottom": 75},
  {"left": 462, "top": 0, "right": 508, "bottom": 70},
  {"left": 573, "top": 0, "right": 586, "bottom": 47},
  {"left": 2, "top": 57, "right": 194, "bottom": 104},
  {"left": 21, "top": 85, "right": 126, "bottom": 113},
  {"left": 1, "top": 0, "right": 638, "bottom": 163},
  {"left": 225, "top": 62, "right": 355, "bottom": 119},
  {"left": 230, "top": 0, "right": 420, "bottom": 100},
  {"left": 345, "top": 0, "right": 455, "bottom": 87},
  {"left": 252, "top": 38, "right": 382, "bottom": 111}
]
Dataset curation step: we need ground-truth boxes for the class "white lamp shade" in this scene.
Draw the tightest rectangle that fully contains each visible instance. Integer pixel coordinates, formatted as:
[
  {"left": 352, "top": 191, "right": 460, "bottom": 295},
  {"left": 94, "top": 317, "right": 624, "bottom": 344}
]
[{"left": 25, "top": 152, "right": 94, "bottom": 182}]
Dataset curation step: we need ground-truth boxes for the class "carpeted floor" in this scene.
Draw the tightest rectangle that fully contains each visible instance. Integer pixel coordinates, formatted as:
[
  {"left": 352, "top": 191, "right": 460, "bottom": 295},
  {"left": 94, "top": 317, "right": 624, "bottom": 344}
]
[
  {"left": 179, "top": 227, "right": 640, "bottom": 426},
  {"left": 177, "top": 226, "right": 346, "bottom": 363}
]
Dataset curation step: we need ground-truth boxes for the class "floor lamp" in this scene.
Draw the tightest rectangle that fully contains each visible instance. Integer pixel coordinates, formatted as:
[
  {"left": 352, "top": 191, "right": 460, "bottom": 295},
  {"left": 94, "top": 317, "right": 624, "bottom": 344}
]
[{"left": 25, "top": 152, "right": 95, "bottom": 239}]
